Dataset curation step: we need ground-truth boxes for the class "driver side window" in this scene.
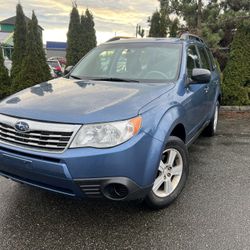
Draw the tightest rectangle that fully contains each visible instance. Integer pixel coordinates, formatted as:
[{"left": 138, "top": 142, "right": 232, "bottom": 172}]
[{"left": 187, "top": 45, "right": 201, "bottom": 78}]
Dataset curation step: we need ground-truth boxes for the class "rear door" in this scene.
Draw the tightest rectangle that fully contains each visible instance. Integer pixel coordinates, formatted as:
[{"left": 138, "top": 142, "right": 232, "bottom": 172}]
[{"left": 206, "top": 48, "right": 220, "bottom": 111}]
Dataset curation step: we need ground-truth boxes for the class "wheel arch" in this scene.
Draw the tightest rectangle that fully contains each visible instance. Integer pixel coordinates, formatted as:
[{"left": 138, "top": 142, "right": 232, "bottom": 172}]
[
  {"left": 150, "top": 104, "right": 187, "bottom": 144},
  {"left": 170, "top": 123, "right": 186, "bottom": 143}
]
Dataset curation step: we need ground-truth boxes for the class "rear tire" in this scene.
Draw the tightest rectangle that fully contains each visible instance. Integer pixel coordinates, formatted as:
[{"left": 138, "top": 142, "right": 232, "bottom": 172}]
[
  {"left": 203, "top": 101, "right": 219, "bottom": 137},
  {"left": 145, "top": 136, "right": 189, "bottom": 209}
]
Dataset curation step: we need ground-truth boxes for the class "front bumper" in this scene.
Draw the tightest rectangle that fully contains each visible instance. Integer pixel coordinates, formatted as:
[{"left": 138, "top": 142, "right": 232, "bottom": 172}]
[{"left": 0, "top": 131, "right": 163, "bottom": 201}]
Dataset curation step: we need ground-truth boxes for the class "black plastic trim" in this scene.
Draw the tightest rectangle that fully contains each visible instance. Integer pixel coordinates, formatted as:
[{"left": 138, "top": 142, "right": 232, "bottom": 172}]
[{"left": 75, "top": 177, "right": 152, "bottom": 201}]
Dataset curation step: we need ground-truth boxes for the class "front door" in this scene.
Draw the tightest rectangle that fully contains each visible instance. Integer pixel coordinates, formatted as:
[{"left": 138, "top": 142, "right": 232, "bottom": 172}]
[{"left": 183, "top": 44, "right": 208, "bottom": 139}]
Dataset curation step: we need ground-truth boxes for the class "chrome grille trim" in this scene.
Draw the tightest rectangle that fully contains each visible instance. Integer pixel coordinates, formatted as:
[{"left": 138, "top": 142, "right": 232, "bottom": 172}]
[{"left": 0, "top": 114, "right": 81, "bottom": 153}]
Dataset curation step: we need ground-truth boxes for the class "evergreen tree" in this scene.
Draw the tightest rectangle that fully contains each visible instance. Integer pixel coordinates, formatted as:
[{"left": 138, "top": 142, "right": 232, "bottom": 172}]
[
  {"left": 201, "top": 0, "right": 222, "bottom": 48},
  {"left": 149, "top": 11, "right": 163, "bottom": 37},
  {"left": 149, "top": 1, "right": 180, "bottom": 38},
  {"left": 31, "top": 13, "right": 50, "bottom": 77},
  {"left": 170, "top": 0, "right": 199, "bottom": 32},
  {"left": 222, "top": 22, "right": 250, "bottom": 105},
  {"left": 80, "top": 9, "right": 97, "bottom": 57},
  {"left": 169, "top": 18, "right": 180, "bottom": 37},
  {"left": 12, "top": 11, "right": 50, "bottom": 92},
  {"left": 79, "top": 13, "right": 87, "bottom": 58},
  {"left": 66, "top": 6, "right": 81, "bottom": 66},
  {"left": 0, "top": 49, "right": 11, "bottom": 99},
  {"left": 11, "top": 3, "right": 27, "bottom": 83},
  {"left": 159, "top": 0, "right": 170, "bottom": 37}
]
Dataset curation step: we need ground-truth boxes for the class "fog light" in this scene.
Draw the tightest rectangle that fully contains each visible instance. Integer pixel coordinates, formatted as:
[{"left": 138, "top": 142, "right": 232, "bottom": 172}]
[{"left": 104, "top": 183, "right": 129, "bottom": 200}]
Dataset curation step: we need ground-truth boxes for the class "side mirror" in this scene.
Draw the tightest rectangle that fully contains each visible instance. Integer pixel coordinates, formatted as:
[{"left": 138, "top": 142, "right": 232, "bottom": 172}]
[
  {"left": 191, "top": 68, "right": 211, "bottom": 84},
  {"left": 64, "top": 65, "right": 73, "bottom": 75}
]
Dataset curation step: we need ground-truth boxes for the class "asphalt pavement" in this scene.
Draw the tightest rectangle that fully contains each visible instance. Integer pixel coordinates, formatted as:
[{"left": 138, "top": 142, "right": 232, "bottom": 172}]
[{"left": 0, "top": 112, "right": 249, "bottom": 250}]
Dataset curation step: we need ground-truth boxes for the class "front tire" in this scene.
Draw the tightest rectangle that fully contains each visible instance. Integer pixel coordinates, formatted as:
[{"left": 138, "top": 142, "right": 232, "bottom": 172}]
[{"left": 145, "top": 136, "right": 189, "bottom": 209}]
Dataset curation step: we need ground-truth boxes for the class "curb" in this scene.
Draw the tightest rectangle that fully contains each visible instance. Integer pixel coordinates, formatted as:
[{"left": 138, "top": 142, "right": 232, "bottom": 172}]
[{"left": 220, "top": 106, "right": 250, "bottom": 112}]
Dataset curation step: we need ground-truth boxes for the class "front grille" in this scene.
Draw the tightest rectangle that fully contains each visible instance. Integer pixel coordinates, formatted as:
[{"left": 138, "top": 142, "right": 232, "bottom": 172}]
[{"left": 0, "top": 114, "right": 81, "bottom": 153}]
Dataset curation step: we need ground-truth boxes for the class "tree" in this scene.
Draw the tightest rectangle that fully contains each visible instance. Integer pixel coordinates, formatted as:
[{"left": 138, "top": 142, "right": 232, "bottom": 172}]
[
  {"left": 11, "top": 3, "right": 27, "bottom": 83},
  {"left": 201, "top": 1, "right": 222, "bottom": 48},
  {"left": 169, "top": 18, "right": 180, "bottom": 37},
  {"left": 167, "top": 0, "right": 249, "bottom": 48},
  {"left": 149, "top": 10, "right": 163, "bottom": 37},
  {"left": 197, "top": 0, "right": 202, "bottom": 34},
  {"left": 12, "top": 11, "right": 50, "bottom": 92},
  {"left": 159, "top": 0, "right": 171, "bottom": 37},
  {"left": 0, "top": 49, "right": 11, "bottom": 99},
  {"left": 222, "top": 22, "right": 250, "bottom": 105},
  {"left": 66, "top": 6, "right": 81, "bottom": 66},
  {"left": 32, "top": 14, "right": 50, "bottom": 77},
  {"left": 148, "top": 0, "right": 173, "bottom": 37},
  {"left": 170, "top": 0, "right": 199, "bottom": 32},
  {"left": 80, "top": 9, "right": 97, "bottom": 57}
]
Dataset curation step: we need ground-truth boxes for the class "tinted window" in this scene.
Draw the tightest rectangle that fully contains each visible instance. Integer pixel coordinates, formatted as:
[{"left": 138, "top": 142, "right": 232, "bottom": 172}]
[
  {"left": 70, "top": 43, "right": 182, "bottom": 83},
  {"left": 187, "top": 45, "right": 201, "bottom": 78},
  {"left": 197, "top": 46, "right": 211, "bottom": 70},
  {"left": 207, "top": 49, "right": 216, "bottom": 70},
  {"left": 47, "top": 61, "right": 60, "bottom": 68}
]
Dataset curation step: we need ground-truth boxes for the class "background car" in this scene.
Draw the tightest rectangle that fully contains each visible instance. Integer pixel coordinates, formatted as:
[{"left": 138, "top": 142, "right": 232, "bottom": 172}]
[
  {"left": 47, "top": 59, "right": 64, "bottom": 77},
  {"left": 48, "top": 64, "right": 57, "bottom": 78},
  {"left": 48, "top": 57, "right": 67, "bottom": 66}
]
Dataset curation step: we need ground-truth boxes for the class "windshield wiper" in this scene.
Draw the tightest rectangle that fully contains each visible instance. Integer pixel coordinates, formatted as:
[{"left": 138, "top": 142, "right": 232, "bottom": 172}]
[
  {"left": 70, "top": 75, "right": 82, "bottom": 80},
  {"left": 91, "top": 77, "right": 140, "bottom": 83}
]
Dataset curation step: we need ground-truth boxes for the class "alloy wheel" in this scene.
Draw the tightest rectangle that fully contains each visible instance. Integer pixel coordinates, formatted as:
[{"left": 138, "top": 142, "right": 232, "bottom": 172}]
[
  {"left": 213, "top": 104, "right": 219, "bottom": 132},
  {"left": 152, "top": 148, "right": 183, "bottom": 198}
]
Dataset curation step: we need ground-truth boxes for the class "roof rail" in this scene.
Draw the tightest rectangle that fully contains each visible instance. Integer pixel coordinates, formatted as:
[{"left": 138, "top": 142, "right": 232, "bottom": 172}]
[
  {"left": 180, "top": 33, "right": 204, "bottom": 44},
  {"left": 106, "top": 36, "right": 135, "bottom": 42}
]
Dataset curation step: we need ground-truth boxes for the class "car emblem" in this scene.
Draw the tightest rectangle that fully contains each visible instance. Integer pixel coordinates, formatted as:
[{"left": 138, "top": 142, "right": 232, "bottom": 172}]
[{"left": 14, "top": 121, "right": 30, "bottom": 133}]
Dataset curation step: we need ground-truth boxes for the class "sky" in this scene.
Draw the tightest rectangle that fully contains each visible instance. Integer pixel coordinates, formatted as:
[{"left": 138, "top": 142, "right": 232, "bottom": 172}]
[{"left": 0, "top": 0, "right": 159, "bottom": 44}]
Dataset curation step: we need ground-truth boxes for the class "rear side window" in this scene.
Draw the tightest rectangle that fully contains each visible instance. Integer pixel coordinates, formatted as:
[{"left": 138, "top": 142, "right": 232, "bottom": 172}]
[
  {"left": 187, "top": 45, "right": 201, "bottom": 78},
  {"left": 197, "top": 46, "right": 211, "bottom": 70},
  {"left": 207, "top": 49, "right": 216, "bottom": 70}
]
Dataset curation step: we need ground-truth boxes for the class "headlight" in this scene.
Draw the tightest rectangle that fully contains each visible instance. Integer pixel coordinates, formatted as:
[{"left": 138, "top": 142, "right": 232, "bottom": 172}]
[{"left": 70, "top": 116, "right": 142, "bottom": 148}]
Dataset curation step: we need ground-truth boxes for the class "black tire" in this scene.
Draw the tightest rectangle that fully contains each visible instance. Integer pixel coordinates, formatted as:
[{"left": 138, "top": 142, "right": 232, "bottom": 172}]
[
  {"left": 203, "top": 101, "right": 220, "bottom": 137},
  {"left": 145, "top": 136, "right": 189, "bottom": 209}
]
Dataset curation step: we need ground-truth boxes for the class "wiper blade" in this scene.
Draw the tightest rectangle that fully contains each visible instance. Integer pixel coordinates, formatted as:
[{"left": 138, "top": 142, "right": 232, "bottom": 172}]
[
  {"left": 91, "top": 77, "right": 140, "bottom": 83},
  {"left": 70, "top": 75, "right": 82, "bottom": 80}
]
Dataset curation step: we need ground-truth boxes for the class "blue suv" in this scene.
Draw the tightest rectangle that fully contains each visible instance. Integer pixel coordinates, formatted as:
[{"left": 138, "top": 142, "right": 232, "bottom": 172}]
[{"left": 0, "top": 34, "right": 221, "bottom": 209}]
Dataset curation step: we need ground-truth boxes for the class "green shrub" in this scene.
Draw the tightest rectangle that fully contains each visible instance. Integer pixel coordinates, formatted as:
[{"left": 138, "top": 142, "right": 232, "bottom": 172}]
[{"left": 222, "top": 22, "right": 250, "bottom": 105}]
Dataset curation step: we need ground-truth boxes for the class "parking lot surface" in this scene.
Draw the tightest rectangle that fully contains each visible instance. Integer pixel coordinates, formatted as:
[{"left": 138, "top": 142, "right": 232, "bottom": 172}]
[{"left": 0, "top": 112, "right": 249, "bottom": 250}]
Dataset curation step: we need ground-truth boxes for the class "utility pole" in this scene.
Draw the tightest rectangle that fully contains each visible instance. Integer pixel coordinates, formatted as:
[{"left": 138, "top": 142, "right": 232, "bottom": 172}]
[{"left": 136, "top": 24, "right": 145, "bottom": 38}]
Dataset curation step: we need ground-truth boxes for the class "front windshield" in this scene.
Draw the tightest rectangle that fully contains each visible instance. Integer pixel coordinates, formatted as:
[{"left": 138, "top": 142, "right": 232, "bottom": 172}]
[
  {"left": 47, "top": 61, "right": 60, "bottom": 68},
  {"left": 70, "top": 42, "right": 182, "bottom": 83}
]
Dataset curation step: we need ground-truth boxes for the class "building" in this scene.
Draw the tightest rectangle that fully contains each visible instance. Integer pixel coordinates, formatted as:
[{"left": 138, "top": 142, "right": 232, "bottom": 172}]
[
  {"left": 0, "top": 32, "right": 13, "bottom": 59},
  {"left": 46, "top": 41, "right": 67, "bottom": 58},
  {"left": 0, "top": 16, "right": 43, "bottom": 59}
]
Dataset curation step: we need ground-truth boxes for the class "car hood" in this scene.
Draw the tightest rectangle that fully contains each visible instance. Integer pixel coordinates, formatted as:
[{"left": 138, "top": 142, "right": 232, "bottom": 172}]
[{"left": 0, "top": 78, "right": 174, "bottom": 124}]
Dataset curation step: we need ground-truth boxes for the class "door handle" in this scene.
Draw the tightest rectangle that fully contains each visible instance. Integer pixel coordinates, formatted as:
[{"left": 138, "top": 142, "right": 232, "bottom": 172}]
[{"left": 204, "top": 86, "right": 209, "bottom": 93}]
